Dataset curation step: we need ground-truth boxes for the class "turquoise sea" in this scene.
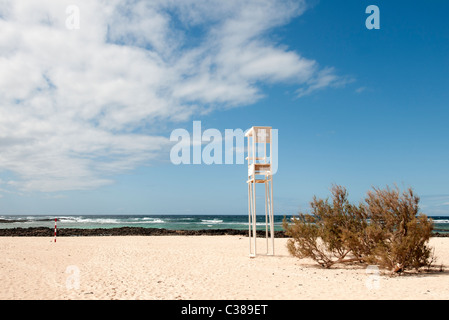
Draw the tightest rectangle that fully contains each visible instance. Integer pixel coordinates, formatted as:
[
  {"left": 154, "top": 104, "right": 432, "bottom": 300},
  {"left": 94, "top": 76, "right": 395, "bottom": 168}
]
[
  {"left": 0, "top": 215, "right": 448, "bottom": 234},
  {"left": 0, "top": 215, "right": 288, "bottom": 231}
]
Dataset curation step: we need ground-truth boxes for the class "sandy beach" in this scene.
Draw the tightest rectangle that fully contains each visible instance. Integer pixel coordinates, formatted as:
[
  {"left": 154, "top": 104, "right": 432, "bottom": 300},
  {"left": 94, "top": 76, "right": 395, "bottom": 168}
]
[{"left": 0, "top": 236, "right": 448, "bottom": 300}]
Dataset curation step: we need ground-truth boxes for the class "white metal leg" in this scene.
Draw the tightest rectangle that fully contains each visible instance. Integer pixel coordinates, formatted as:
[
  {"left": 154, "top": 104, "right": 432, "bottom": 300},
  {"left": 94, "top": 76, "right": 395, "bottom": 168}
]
[{"left": 270, "top": 177, "right": 274, "bottom": 255}]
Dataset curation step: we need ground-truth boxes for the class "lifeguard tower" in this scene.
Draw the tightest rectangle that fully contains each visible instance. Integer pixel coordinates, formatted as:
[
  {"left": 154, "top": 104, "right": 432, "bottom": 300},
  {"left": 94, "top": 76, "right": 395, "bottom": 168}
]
[{"left": 246, "top": 126, "right": 274, "bottom": 258}]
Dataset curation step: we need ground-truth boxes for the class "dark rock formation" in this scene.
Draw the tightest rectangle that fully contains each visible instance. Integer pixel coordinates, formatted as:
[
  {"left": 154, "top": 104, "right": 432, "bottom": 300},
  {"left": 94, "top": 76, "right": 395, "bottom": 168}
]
[
  {"left": 0, "top": 227, "right": 289, "bottom": 238},
  {"left": 0, "top": 227, "right": 445, "bottom": 238}
]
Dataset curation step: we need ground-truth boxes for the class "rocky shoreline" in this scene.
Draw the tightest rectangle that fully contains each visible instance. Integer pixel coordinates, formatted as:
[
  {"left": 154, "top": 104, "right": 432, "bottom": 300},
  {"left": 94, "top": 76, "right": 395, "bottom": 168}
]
[
  {"left": 0, "top": 227, "right": 447, "bottom": 238},
  {"left": 0, "top": 227, "right": 289, "bottom": 238}
]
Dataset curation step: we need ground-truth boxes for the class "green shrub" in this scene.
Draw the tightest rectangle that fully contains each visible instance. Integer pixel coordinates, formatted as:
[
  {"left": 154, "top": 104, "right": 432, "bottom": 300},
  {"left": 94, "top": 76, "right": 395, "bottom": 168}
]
[
  {"left": 283, "top": 185, "right": 434, "bottom": 272},
  {"left": 363, "top": 186, "right": 434, "bottom": 272}
]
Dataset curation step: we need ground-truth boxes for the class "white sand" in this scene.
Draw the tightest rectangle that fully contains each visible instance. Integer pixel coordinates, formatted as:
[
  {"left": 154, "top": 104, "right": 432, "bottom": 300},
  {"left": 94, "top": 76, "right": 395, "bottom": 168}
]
[{"left": 0, "top": 236, "right": 448, "bottom": 300}]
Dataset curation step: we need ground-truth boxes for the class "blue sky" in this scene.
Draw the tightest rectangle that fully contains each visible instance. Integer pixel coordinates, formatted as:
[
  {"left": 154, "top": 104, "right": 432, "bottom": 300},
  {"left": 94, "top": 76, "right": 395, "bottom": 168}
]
[{"left": 0, "top": 0, "right": 448, "bottom": 216}]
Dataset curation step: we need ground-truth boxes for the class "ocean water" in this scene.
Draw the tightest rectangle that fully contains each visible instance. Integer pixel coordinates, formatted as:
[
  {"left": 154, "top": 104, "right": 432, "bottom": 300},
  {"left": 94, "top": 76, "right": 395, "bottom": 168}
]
[
  {"left": 0, "top": 215, "right": 448, "bottom": 233},
  {"left": 0, "top": 215, "right": 289, "bottom": 231}
]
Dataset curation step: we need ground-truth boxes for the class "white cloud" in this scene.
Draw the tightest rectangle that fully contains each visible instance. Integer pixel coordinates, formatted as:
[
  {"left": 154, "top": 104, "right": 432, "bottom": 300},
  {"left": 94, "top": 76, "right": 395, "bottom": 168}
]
[
  {"left": 0, "top": 0, "right": 346, "bottom": 192},
  {"left": 296, "top": 67, "right": 354, "bottom": 98},
  {"left": 355, "top": 86, "right": 367, "bottom": 94}
]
